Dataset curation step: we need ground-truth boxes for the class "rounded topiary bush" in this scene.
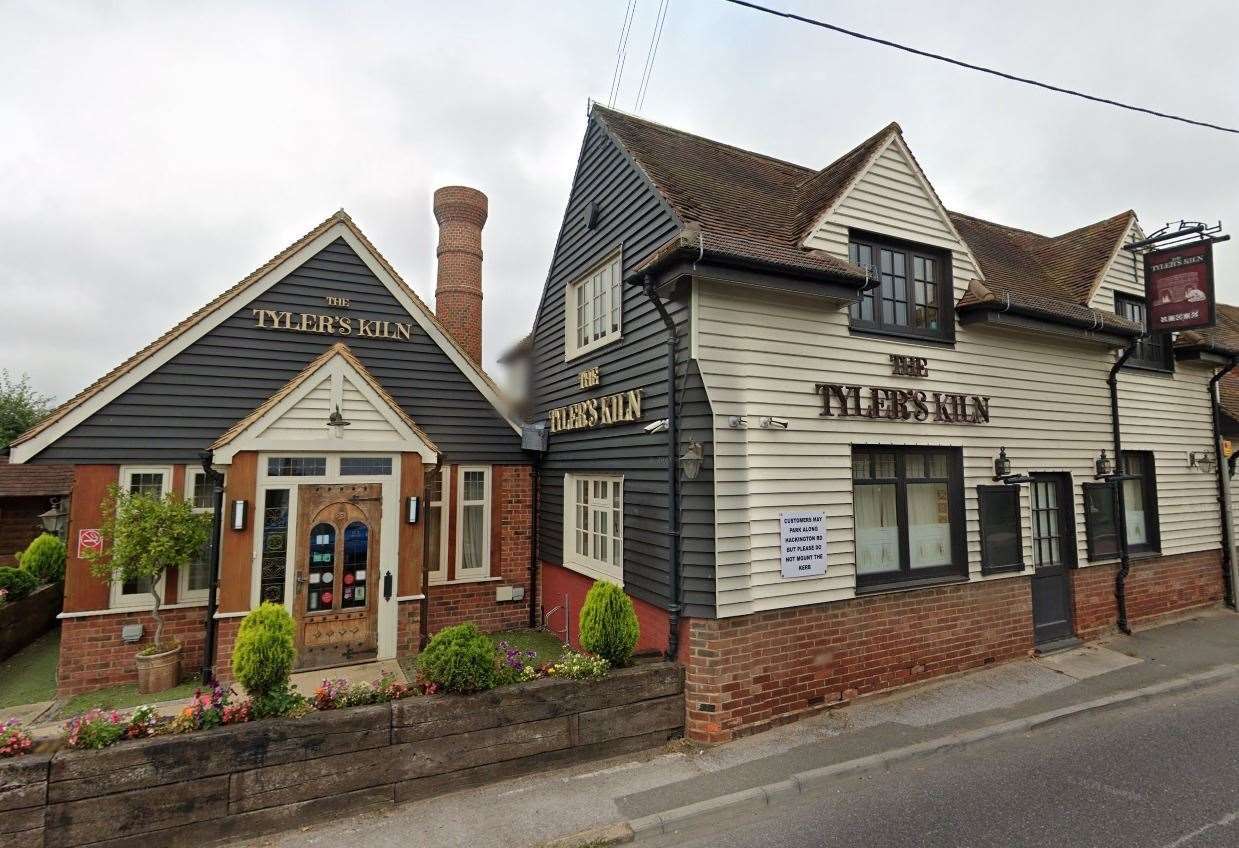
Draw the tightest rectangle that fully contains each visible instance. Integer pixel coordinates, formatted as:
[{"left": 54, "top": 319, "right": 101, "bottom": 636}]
[
  {"left": 231, "top": 602, "right": 295, "bottom": 698},
  {"left": 416, "top": 623, "right": 499, "bottom": 693},
  {"left": 19, "top": 534, "right": 66, "bottom": 583},
  {"left": 579, "top": 581, "right": 639, "bottom": 668},
  {"left": 0, "top": 567, "right": 38, "bottom": 603}
]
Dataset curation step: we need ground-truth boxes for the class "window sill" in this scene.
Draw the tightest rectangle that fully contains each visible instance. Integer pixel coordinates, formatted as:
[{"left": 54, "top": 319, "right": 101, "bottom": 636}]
[
  {"left": 428, "top": 575, "right": 500, "bottom": 586},
  {"left": 561, "top": 558, "right": 623, "bottom": 586},
  {"left": 855, "top": 572, "right": 968, "bottom": 596},
  {"left": 564, "top": 334, "right": 622, "bottom": 364},
  {"left": 847, "top": 326, "right": 956, "bottom": 349},
  {"left": 1120, "top": 363, "right": 1175, "bottom": 376},
  {"left": 980, "top": 562, "right": 1026, "bottom": 576}
]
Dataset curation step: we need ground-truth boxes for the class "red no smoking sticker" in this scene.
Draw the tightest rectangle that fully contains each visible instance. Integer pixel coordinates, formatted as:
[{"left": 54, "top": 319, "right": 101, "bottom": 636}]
[{"left": 77, "top": 529, "right": 102, "bottom": 558}]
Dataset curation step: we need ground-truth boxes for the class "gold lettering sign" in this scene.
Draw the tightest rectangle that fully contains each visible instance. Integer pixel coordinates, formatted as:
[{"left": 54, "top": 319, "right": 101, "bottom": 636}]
[
  {"left": 815, "top": 383, "right": 990, "bottom": 425},
  {"left": 251, "top": 309, "right": 413, "bottom": 342},
  {"left": 549, "top": 389, "right": 644, "bottom": 434},
  {"left": 578, "top": 367, "right": 601, "bottom": 389}
]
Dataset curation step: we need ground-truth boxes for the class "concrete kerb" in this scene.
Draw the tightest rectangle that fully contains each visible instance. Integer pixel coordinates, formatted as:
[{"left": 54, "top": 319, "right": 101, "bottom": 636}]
[{"left": 625, "top": 664, "right": 1238, "bottom": 840}]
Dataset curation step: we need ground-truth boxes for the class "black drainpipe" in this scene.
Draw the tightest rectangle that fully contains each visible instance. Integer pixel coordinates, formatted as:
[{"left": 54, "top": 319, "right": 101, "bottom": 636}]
[
  {"left": 419, "top": 453, "right": 442, "bottom": 650},
  {"left": 528, "top": 457, "right": 541, "bottom": 630},
  {"left": 1208, "top": 358, "right": 1239, "bottom": 609},
  {"left": 198, "top": 449, "right": 226, "bottom": 685},
  {"left": 1108, "top": 343, "right": 1137, "bottom": 634},
  {"left": 642, "top": 274, "right": 683, "bottom": 660}
]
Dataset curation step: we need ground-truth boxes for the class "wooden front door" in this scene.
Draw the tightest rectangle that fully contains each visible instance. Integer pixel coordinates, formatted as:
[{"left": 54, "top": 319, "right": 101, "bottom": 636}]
[{"left": 294, "top": 483, "right": 381, "bottom": 669}]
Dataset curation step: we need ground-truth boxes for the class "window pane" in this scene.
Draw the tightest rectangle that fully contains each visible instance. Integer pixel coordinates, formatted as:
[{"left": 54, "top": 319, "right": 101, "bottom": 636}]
[
  {"left": 1084, "top": 484, "right": 1118, "bottom": 559},
  {"left": 905, "top": 454, "right": 925, "bottom": 479},
  {"left": 187, "top": 543, "right": 212, "bottom": 592},
  {"left": 427, "top": 504, "right": 442, "bottom": 572},
  {"left": 340, "top": 521, "right": 368, "bottom": 608},
  {"left": 852, "top": 454, "right": 871, "bottom": 480},
  {"left": 340, "top": 457, "right": 392, "bottom": 476},
  {"left": 306, "top": 522, "right": 335, "bottom": 612},
  {"left": 980, "top": 488, "right": 1022, "bottom": 570},
  {"left": 122, "top": 576, "right": 153, "bottom": 596},
  {"left": 855, "top": 484, "right": 899, "bottom": 574},
  {"left": 463, "top": 470, "right": 485, "bottom": 502},
  {"left": 873, "top": 453, "right": 896, "bottom": 478},
  {"left": 908, "top": 482, "right": 952, "bottom": 569},
  {"left": 128, "top": 473, "right": 164, "bottom": 498},
  {"left": 427, "top": 472, "right": 443, "bottom": 504},
  {"left": 1122, "top": 477, "right": 1148, "bottom": 545},
  {"left": 462, "top": 504, "right": 485, "bottom": 570},
  {"left": 267, "top": 457, "right": 326, "bottom": 477},
  {"left": 926, "top": 453, "right": 949, "bottom": 478},
  {"left": 260, "top": 489, "right": 289, "bottom": 604},
  {"left": 191, "top": 473, "right": 214, "bottom": 510}
]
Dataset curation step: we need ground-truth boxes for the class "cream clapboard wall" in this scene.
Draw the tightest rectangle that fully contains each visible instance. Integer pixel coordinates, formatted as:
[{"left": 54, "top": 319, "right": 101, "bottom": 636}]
[{"left": 694, "top": 135, "right": 1221, "bottom": 619}]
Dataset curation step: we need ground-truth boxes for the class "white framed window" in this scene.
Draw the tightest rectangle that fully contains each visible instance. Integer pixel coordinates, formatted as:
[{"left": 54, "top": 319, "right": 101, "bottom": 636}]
[
  {"left": 455, "top": 465, "right": 492, "bottom": 580},
  {"left": 111, "top": 466, "right": 172, "bottom": 609},
  {"left": 426, "top": 465, "right": 450, "bottom": 584},
  {"left": 565, "top": 251, "right": 622, "bottom": 360},
  {"left": 180, "top": 470, "right": 220, "bottom": 603},
  {"left": 563, "top": 474, "right": 624, "bottom": 584}
]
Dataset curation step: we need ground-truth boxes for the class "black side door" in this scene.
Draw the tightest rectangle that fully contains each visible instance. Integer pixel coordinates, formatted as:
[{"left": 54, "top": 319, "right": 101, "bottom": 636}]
[{"left": 1029, "top": 473, "right": 1077, "bottom": 646}]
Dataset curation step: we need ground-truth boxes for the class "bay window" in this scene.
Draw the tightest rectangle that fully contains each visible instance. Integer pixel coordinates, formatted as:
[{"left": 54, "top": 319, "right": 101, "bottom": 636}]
[{"left": 852, "top": 447, "right": 965, "bottom": 588}]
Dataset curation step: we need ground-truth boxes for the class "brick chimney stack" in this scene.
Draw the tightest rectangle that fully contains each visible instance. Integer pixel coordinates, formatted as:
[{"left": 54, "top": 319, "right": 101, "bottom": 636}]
[{"left": 433, "top": 185, "right": 488, "bottom": 366}]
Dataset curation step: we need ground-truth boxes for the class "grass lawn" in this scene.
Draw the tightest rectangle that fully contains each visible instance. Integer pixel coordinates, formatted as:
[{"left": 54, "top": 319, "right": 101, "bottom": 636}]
[
  {"left": 397, "top": 628, "right": 568, "bottom": 682},
  {"left": 58, "top": 679, "right": 202, "bottom": 719},
  {"left": 0, "top": 628, "right": 60, "bottom": 709}
]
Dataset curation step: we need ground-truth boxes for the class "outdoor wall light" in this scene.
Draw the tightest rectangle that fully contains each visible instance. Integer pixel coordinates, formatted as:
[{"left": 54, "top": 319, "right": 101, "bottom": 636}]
[
  {"left": 679, "top": 441, "right": 704, "bottom": 481},
  {"left": 231, "top": 499, "right": 248, "bottom": 532},
  {"left": 326, "top": 404, "right": 351, "bottom": 437},
  {"left": 39, "top": 497, "right": 69, "bottom": 538},
  {"left": 993, "top": 446, "right": 1012, "bottom": 479},
  {"left": 406, "top": 495, "right": 420, "bottom": 524},
  {"left": 1095, "top": 449, "right": 1114, "bottom": 479}
]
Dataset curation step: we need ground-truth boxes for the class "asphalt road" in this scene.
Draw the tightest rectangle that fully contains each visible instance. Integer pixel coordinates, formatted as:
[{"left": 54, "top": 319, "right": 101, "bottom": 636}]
[{"left": 645, "top": 676, "right": 1239, "bottom": 848}]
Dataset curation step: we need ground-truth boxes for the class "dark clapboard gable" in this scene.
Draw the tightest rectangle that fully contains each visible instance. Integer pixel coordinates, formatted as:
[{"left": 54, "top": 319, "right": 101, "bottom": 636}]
[
  {"left": 35, "top": 238, "right": 523, "bottom": 465},
  {"left": 529, "top": 112, "right": 717, "bottom": 618}
]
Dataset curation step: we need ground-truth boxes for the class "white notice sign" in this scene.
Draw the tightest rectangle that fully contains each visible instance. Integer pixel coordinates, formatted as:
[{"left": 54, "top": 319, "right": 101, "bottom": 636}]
[{"left": 779, "top": 512, "right": 827, "bottom": 579}]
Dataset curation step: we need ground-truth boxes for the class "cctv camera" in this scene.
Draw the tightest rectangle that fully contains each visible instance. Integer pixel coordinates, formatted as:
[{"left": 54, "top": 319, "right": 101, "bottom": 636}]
[
  {"left": 759, "top": 417, "right": 789, "bottom": 429},
  {"left": 644, "top": 419, "right": 670, "bottom": 435}
]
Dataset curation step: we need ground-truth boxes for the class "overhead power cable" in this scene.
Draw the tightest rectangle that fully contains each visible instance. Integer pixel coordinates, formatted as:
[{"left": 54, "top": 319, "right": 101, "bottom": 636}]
[
  {"left": 634, "top": 0, "right": 672, "bottom": 112},
  {"left": 608, "top": 0, "right": 639, "bottom": 107},
  {"left": 720, "top": 0, "right": 1239, "bottom": 135}
]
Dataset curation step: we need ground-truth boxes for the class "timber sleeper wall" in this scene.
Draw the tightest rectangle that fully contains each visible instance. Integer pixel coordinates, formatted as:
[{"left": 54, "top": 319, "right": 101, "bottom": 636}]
[{"left": 0, "top": 663, "right": 683, "bottom": 848}]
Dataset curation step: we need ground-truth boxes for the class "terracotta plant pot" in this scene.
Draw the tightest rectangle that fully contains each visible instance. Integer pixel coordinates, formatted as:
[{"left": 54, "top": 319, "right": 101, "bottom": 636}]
[{"left": 135, "top": 644, "right": 181, "bottom": 694}]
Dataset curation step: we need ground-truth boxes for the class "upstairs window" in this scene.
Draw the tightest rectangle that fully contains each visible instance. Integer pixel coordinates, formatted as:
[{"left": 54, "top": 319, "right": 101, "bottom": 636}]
[
  {"left": 848, "top": 235, "right": 953, "bottom": 342},
  {"left": 566, "top": 252, "right": 622, "bottom": 359},
  {"left": 1115, "top": 293, "right": 1174, "bottom": 371}
]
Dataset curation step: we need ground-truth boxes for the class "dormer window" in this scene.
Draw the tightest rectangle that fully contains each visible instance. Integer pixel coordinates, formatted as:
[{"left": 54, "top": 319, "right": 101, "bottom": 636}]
[{"left": 848, "top": 234, "right": 953, "bottom": 342}]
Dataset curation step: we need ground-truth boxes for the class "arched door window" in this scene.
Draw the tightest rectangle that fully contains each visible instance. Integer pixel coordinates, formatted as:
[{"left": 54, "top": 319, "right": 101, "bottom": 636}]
[
  {"left": 306, "top": 522, "right": 336, "bottom": 612},
  {"left": 341, "top": 521, "right": 369, "bottom": 609}
]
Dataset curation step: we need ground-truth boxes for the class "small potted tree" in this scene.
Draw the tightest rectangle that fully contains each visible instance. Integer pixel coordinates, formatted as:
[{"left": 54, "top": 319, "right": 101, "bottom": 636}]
[{"left": 86, "top": 486, "right": 211, "bottom": 693}]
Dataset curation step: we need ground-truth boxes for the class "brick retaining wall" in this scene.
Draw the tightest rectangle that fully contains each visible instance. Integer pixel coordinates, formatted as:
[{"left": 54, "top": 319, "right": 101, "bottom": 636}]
[
  {"left": 2, "top": 663, "right": 683, "bottom": 848},
  {"left": 57, "top": 607, "right": 208, "bottom": 697}
]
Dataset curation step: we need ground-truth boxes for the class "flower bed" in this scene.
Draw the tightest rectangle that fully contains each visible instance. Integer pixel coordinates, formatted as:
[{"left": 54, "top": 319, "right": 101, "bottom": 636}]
[{"left": 1, "top": 662, "right": 683, "bottom": 848}]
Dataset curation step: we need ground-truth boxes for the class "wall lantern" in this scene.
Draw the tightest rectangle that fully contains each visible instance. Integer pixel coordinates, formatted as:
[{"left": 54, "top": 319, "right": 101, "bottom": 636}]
[
  {"left": 326, "top": 405, "right": 351, "bottom": 437},
  {"left": 406, "top": 495, "right": 420, "bottom": 524},
  {"left": 993, "top": 446, "right": 1012, "bottom": 480},
  {"left": 39, "top": 497, "right": 69, "bottom": 538},
  {"left": 679, "top": 441, "right": 704, "bottom": 481},
  {"left": 1095, "top": 450, "right": 1114, "bottom": 479},
  {"left": 231, "top": 499, "right": 248, "bottom": 531}
]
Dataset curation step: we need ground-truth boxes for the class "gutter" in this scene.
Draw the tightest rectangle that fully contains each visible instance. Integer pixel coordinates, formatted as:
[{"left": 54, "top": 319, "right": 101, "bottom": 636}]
[
  {"left": 198, "top": 449, "right": 226, "bottom": 684},
  {"left": 1208, "top": 358, "right": 1239, "bottom": 610},
  {"left": 1107, "top": 343, "right": 1138, "bottom": 634},
  {"left": 641, "top": 273, "right": 683, "bottom": 661}
]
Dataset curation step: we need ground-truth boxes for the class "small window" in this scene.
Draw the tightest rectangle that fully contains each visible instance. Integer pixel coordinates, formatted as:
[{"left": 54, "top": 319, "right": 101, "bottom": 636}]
[
  {"left": 267, "top": 457, "right": 327, "bottom": 477},
  {"left": 340, "top": 522, "right": 369, "bottom": 609},
  {"left": 1115, "top": 293, "right": 1174, "bottom": 371},
  {"left": 182, "top": 470, "right": 220, "bottom": 601},
  {"left": 455, "top": 466, "right": 491, "bottom": 579},
  {"left": 113, "top": 467, "right": 172, "bottom": 607},
  {"left": 259, "top": 489, "right": 290, "bottom": 604},
  {"left": 426, "top": 466, "right": 449, "bottom": 584},
  {"left": 339, "top": 457, "right": 393, "bottom": 476},
  {"left": 1083, "top": 482, "right": 1119, "bottom": 562},
  {"left": 564, "top": 474, "right": 624, "bottom": 584},
  {"left": 848, "top": 234, "right": 953, "bottom": 342},
  {"left": 565, "top": 252, "right": 622, "bottom": 359},
  {"left": 852, "top": 447, "right": 965, "bottom": 588},
  {"left": 978, "top": 486, "right": 1024, "bottom": 574},
  {"left": 1121, "top": 451, "right": 1160, "bottom": 553}
]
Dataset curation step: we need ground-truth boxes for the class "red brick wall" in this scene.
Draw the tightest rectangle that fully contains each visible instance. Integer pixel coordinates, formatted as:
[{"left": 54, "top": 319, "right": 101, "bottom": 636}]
[
  {"left": 58, "top": 606, "right": 209, "bottom": 697},
  {"left": 684, "top": 577, "right": 1035, "bottom": 743},
  {"left": 1070, "top": 550, "right": 1224, "bottom": 639},
  {"left": 425, "top": 464, "right": 532, "bottom": 635},
  {"left": 213, "top": 617, "right": 242, "bottom": 687},
  {"left": 540, "top": 561, "right": 671, "bottom": 654}
]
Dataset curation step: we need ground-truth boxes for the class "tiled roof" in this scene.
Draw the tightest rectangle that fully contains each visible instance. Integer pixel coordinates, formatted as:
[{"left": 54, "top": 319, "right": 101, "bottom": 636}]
[
  {"left": 0, "top": 456, "right": 72, "bottom": 497},
  {"left": 1178, "top": 302, "right": 1239, "bottom": 357}
]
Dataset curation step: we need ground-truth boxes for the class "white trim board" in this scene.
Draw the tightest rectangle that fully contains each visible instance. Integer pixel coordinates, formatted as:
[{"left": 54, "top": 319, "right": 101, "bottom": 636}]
[{"left": 10, "top": 218, "right": 518, "bottom": 464}]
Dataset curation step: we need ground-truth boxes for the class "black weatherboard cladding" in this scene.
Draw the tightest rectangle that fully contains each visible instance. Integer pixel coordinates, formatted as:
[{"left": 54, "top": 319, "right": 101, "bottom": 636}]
[
  {"left": 35, "top": 239, "right": 523, "bottom": 465},
  {"left": 530, "top": 114, "right": 716, "bottom": 618}
]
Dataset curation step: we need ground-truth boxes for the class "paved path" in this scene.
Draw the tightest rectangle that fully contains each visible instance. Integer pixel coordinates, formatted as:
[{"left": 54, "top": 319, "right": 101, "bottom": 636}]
[{"left": 645, "top": 674, "right": 1239, "bottom": 848}]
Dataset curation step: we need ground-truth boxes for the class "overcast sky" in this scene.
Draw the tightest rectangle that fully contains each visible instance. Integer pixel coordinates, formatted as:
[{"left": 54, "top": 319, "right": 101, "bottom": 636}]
[{"left": 2, "top": 0, "right": 1237, "bottom": 404}]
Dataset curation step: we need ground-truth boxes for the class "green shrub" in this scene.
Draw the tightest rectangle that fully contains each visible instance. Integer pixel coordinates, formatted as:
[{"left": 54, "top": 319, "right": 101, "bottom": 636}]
[
  {"left": 19, "top": 534, "right": 66, "bottom": 583},
  {"left": 231, "top": 603, "right": 296, "bottom": 699},
  {"left": 416, "top": 623, "right": 500, "bottom": 693},
  {"left": 579, "top": 581, "right": 639, "bottom": 668},
  {"left": 0, "top": 567, "right": 38, "bottom": 603}
]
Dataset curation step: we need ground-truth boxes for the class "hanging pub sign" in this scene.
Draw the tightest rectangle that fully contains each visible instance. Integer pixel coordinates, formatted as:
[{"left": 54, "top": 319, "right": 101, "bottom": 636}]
[
  {"left": 816, "top": 383, "right": 991, "bottom": 424},
  {"left": 1144, "top": 241, "right": 1215, "bottom": 331}
]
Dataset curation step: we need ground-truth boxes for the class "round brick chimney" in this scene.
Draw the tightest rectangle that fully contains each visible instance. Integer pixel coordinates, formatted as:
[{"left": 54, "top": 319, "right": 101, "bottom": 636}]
[{"left": 433, "top": 185, "right": 488, "bottom": 366}]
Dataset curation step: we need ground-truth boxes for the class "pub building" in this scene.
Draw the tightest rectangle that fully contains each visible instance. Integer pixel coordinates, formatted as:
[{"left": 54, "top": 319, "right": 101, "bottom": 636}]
[
  {"left": 524, "top": 104, "right": 1237, "bottom": 743},
  {"left": 8, "top": 186, "right": 536, "bottom": 696}
]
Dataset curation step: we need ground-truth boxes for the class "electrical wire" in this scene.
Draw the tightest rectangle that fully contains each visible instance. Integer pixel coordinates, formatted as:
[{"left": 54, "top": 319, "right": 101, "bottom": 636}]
[
  {"left": 608, "top": 0, "right": 639, "bottom": 107},
  {"left": 720, "top": 0, "right": 1239, "bottom": 134},
  {"left": 634, "top": 0, "right": 672, "bottom": 111}
]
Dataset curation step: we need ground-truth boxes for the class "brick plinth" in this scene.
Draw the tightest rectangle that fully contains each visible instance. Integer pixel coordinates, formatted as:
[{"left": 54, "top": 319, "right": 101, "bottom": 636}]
[
  {"left": 1070, "top": 549, "right": 1224, "bottom": 639},
  {"left": 540, "top": 561, "right": 672, "bottom": 654},
  {"left": 684, "top": 577, "right": 1035, "bottom": 744},
  {"left": 58, "top": 606, "right": 209, "bottom": 697}
]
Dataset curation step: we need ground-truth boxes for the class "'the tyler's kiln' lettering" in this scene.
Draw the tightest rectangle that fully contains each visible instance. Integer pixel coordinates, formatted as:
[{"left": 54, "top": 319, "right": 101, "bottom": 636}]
[
  {"left": 815, "top": 383, "right": 990, "bottom": 425},
  {"left": 251, "top": 309, "right": 413, "bottom": 341}
]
